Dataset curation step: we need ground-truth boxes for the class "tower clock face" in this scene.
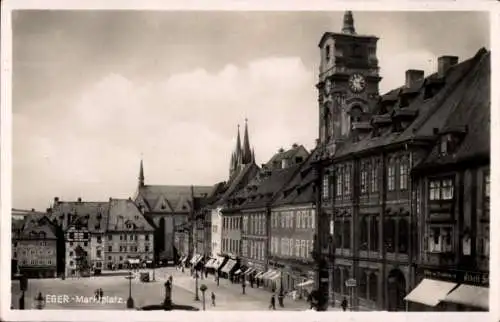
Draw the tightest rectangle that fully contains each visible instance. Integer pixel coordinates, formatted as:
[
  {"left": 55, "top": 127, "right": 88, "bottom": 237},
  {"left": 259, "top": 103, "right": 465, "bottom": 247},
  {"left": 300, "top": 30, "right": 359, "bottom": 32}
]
[{"left": 348, "top": 73, "right": 366, "bottom": 93}]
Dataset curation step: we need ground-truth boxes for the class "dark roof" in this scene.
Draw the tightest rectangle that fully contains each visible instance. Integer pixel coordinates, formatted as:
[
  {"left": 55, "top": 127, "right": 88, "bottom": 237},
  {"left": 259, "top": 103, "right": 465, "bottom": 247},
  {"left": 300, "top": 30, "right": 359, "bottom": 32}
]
[
  {"left": 235, "top": 164, "right": 302, "bottom": 210},
  {"left": 49, "top": 200, "right": 109, "bottom": 232},
  {"left": 214, "top": 163, "right": 260, "bottom": 206},
  {"left": 266, "top": 145, "right": 309, "bottom": 169},
  {"left": 18, "top": 215, "right": 57, "bottom": 240},
  {"left": 417, "top": 51, "right": 490, "bottom": 168},
  {"left": 135, "top": 185, "right": 212, "bottom": 213},
  {"left": 331, "top": 48, "right": 489, "bottom": 159},
  {"left": 107, "top": 198, "right": 155, "bottom": 232},
  {"left": 271, "top": 148, "right": 319, "bottom": 207}
]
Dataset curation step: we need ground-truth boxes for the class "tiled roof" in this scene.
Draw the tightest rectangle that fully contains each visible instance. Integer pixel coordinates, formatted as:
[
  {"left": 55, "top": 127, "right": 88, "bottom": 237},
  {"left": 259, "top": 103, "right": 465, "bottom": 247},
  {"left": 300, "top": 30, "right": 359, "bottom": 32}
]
[
  {"left": 136, "top": 185, "right": 212, "bottom": 213},
  {"left": 107, "top": 198, "right": 155, "bottom": 232},
  {"left": 214, "top": 163, "right": 260, "bottom": 207},
  {"left": 418, "top": 51, "right": 490, "bottom": 167},
  {"left": 18, "top": 215, "right": 57, "bottom": 240},
  {"left": 235, "top": 164, "right": 302, "bottom": 210},
  {"left": 272, "top": 148, "right": 320, "bottom": 207},
  {"left": 331, "top": 48, "right": 488, "bottom": 159},
  {"left": 49, "top": 200, "right": 109, "bottom": 232}
]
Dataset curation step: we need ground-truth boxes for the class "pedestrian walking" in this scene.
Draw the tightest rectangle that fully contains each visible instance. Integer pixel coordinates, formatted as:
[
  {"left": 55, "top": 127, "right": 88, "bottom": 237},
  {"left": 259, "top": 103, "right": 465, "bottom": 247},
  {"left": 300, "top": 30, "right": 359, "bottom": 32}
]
[
  {"left": 99, "top": 288, "right": 103, "bottom": 301},
  {"left": 216, "top": 275, "right": 220, "bottom": 286},
  {"left": 205, "top": 270, "right": 208, "bottom": 278},
  {"left": 269, "top": 295, "right": 276, "bottom": 310},
  {"left": 211, "top": 292, "right": 216, "bottom": 306},
  {"left": 341, "top": 297, "right": 348, "bottom": 312},
  {"left": 94, "top": 289, "right": 99, "bottom": 301}
]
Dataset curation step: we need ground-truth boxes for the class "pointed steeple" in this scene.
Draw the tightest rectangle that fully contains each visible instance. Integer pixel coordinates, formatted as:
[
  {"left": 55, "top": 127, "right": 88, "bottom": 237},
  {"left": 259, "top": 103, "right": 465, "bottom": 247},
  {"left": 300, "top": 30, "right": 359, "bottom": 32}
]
[
  {"left": 251, "top": 147, "right": 256, "bottom": 164},
  {"left": 138, "top": 158, "right": 145, "bottom": 187},
  {"left": 242, "top": 118, "right": 252, "bottom": 164},
  {"left": 235, "top": 124, "right": 242, "bottom": 159},
  {"left": 342, "top": 11, "right": 356, "bottom": 35}
]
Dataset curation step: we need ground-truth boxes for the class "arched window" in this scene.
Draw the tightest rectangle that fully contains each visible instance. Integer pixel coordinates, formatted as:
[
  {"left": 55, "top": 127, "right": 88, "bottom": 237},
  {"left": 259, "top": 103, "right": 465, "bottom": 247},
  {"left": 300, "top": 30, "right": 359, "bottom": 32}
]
[
  {"left": 334, "top": 268, "right": 341, "bottom": 292},
  {"left": 384, "top": 218, "right": 396, "bottom": 253},
  {"left": 370, "top": 216, "right": 379, "bottom": 252},
  {"left": 350, "top": 106, "right": 363, "bottom": 123},
  {"left": 398, "top": 218, "right": 409, "bottom": 254},
  {"left": 343, "top": 219, "right": 351, "bottom": 249},
  {"left": 359, "top": 216, "right": 368, "bottom": 251},
  {"left": 359, "top": 271, "right": 368, "bottom": 299},
  {"left": 369, "top": 273, "right": 378, "bottom": 302}
]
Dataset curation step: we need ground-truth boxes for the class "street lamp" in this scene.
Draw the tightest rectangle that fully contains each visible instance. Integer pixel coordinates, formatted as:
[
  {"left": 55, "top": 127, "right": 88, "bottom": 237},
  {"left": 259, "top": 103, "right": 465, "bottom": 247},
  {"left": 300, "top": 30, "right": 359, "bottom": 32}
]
[
  {"left": 194, "top": 271, "right": 200, "bottom": 301},
  {"left": 15, "top": 273, "right": 27, "bottom": 310},
  {"left": 34, "top": 292, "right": 45, "bottom": 310},
  {"left": 200, "top": 284, "right": 207, "bottom": 310},
  {"left": 125, "top": 271, "right": 135, "bottom": 309}
]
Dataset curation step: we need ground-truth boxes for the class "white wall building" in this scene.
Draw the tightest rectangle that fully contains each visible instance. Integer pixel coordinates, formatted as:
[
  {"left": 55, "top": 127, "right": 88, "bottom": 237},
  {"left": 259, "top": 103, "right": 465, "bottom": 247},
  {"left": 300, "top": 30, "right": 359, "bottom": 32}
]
[{"left": 210, "top": 206, "right": 223, "bottom": 257}]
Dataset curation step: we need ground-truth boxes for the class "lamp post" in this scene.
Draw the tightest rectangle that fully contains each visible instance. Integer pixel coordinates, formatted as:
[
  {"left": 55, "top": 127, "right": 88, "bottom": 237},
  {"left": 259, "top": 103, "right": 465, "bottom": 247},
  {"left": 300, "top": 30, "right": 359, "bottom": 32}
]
[
  {"left": 194, "top": 271, "right": 200, "bottom": 301},
  {"left": 15, "top": 273, "right": 27, "bottom": 310},
  {"left": 125, "top": 271, "right": 135, "bottom": 309},
  {"left": 34, "top": 292, "right": 45, "bottom": 310},
  {"left": 200, "top": 284, "right": 207, "bottom": 310}
]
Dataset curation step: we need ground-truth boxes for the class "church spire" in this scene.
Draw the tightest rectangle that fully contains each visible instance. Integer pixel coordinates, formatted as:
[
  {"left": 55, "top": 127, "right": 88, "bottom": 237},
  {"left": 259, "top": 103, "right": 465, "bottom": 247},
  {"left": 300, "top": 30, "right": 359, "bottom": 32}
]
[
  {"left": 138, "top": 158, "right": 144, "bottom": 187},
  {"left": 242, "top": 118, "right": 252, "bottom": 164},
  {"left": 251, "top": 147, "right": 256, "bottom": 164},
  {"left": 235, "top": 124, "right": 242, "bottom": 159},
  {"left": 342, "top": 11, "right": 356, "bottom": 35}
]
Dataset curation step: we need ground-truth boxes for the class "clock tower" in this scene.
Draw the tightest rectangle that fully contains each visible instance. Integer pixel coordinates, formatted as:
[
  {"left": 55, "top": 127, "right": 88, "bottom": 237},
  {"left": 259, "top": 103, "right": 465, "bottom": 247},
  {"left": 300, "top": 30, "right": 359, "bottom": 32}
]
[{"left": 317, "top": 11, "right": 381, "bottom": 145}]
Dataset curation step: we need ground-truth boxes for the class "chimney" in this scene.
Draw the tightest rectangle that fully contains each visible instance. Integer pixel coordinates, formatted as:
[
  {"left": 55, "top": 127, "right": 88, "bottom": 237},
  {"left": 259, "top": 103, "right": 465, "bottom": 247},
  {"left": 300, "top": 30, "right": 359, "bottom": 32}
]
[
  {"left": 31, "top": 208, "right": 35, "bottom": 212},
  {"left": 292, "top": 143, "right": 299, "bottom": 149},
  {"left": 438, "top": 56, "right": 458, "bottom": 77},
  {"left": 77, "top": 197, "right": 82, "bottom": 203},
  {"left": 54, "top": 197, "right": 59, "bottom": 204},
  {"left": 405, "top": 69, "right": 424, "bottom": 88},
  {"left": 261, "top": 164, "right": 266, "bottom": 169}
]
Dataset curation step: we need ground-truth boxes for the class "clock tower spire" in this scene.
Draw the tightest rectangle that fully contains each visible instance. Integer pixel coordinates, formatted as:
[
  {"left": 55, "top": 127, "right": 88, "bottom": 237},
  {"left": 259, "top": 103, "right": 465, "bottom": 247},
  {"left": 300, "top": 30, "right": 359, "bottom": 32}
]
[{"left": 317, "top": 11, "right": 381, "bottom": 146}]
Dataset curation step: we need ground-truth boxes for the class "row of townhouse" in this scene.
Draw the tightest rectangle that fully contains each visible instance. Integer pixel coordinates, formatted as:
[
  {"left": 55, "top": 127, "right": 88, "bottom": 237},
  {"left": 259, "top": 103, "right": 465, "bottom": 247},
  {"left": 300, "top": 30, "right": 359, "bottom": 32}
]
[
  {"left": 186, "top": 12, "right": 490, "bottom": 313},
  {"left": 12, "top": 197, "right": 156, "bottom": 278}
]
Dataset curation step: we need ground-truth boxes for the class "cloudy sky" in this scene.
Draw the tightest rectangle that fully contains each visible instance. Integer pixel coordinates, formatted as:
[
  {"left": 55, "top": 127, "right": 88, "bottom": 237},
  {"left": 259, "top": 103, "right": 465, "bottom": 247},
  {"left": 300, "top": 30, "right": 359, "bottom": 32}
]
[{"left": 12, "top": 10, "right": 489, "bottom": 210}]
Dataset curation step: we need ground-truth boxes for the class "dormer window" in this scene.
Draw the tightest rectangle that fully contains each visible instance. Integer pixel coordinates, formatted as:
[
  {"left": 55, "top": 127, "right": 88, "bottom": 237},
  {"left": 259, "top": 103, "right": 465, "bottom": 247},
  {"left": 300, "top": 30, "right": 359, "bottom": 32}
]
[{"left": 439, "top": 134, "right": 453, "bottom": 155}]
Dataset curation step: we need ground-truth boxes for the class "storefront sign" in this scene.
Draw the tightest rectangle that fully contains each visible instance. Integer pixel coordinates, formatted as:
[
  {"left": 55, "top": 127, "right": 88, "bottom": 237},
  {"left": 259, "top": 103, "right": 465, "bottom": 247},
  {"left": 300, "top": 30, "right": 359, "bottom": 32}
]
[{"left": 421, "top": 267, "right": 489, "bottom": 287}]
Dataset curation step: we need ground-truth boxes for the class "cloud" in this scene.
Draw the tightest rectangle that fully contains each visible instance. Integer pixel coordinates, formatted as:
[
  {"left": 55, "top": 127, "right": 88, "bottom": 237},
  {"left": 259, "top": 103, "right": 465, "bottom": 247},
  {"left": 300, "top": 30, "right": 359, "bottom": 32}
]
[{"left": 13, "top": 56, "right": 317, "bottom": 209}]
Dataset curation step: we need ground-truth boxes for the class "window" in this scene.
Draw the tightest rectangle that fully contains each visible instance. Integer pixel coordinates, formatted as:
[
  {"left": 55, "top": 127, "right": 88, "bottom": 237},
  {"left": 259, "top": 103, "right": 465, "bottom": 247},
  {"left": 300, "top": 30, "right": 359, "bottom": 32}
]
[
  {"left": 83, "top": 233, "right": 89, "bottom": 239},
  {"left": 387, "top": 162, "right": 396, "bottom": 191},
  {"left": 343, "top": 220, "right": 351, "bottom": 249},
  {"left": 336, "top": 168, "right": 343, "bottom": 197},
  {"left": 84, "top": 242, "right": 88, "bottom": 247},
  {"left": 295, "top": 239, "right": 301, "bottom": 257},
  {"left": 484, "top": 172, "right": 490, "bottom": 199},
  {"left": 119, "top": 235, "right": 123, "bottom": 241},
  {"left": 300, "top": 240, "right": 306, "bottom": 258},
  {"left": 69, "top": 251, "right": 74, "bottom": 256},
  {"left": 370, "top": 162, "right": 378, "bottom": 193},
  {"left": 97, "top": 236, "right": 102, "bottom": 244},
  {"left": 145, "top": 234, "right": 149, "bottom": 241},
  {"left": 360, "top": 165, "right": 368, "bottom": 194},
  {"left": 428, "top": 227, "right": 453, "bottom": 253},
  {"left": 369, "top": 273, "right": 378, "bottom": 302},
  {"left": 429, "top": 178, "right": 454, "bottom": 200},
  {"left": 69, "top": 232, "right": 75, "bottom": 239},
  {"left": 399, "top": 159, "right": 409, "bottom": 190},
  {"left": 334, "top": 220, "right": 342, "bottom": 248},
  {"left": 344, "top": 166, "right": 351, "bottom": 196},
  {"left": 97, "top": 250, "right": 102, "bottom": 257},
  {"left": 359, "top": 216, "right": 368, "bottom": 251},
  {"left": 325, "top": 45, "right": 331, "bottom": 62},
  {"left": 384, "top": 219, "right": 396, "bottom": 253},
  {"left": 323, "top": 175, "right": 330, "bottom": 199},
  {"left": 439, "top": 134, "right": 452, "bottom": 155},
  {"left": 398, "top": 218, "right": 409, "bottom": 254}
]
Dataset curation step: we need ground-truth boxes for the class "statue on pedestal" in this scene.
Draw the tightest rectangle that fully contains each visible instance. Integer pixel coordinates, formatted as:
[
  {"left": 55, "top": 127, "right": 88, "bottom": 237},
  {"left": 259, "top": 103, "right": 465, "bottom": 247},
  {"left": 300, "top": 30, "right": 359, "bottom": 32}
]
[{"left": 163, "top": 281, "right": 172, "bottom": 310}]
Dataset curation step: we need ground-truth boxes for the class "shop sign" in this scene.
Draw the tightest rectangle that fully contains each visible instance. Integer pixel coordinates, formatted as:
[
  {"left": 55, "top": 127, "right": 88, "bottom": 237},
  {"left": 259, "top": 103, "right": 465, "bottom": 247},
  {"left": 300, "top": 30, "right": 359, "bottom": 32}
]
[{"left": 421, "top": 268, "right": 489, "bottom": 287}]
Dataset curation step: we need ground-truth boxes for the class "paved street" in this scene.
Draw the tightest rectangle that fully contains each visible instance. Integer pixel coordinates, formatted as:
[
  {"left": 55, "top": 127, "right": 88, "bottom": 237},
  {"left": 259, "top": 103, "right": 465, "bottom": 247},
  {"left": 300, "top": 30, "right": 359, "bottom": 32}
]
[{"left": 11, "top": 267, "right": 335, "bottom": 311}]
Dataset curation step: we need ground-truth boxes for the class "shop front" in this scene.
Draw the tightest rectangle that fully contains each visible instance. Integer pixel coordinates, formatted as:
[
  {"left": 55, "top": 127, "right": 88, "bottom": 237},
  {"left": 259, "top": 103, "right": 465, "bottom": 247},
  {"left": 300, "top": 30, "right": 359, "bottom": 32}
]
[
  {"left": 405, "top": 267, "right": 489, "bottom": 312},
  {"left": 268, "top": 260, "right": 315, "bottom": 297},
  {"left": 243, "top": 261, "right": 266, "bottom": 286}
]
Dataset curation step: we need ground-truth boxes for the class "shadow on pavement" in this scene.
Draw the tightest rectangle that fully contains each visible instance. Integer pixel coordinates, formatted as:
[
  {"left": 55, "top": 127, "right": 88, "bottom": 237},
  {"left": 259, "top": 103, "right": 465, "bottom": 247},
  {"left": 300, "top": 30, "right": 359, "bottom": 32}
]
[
  {"left": 98, "top": 272, "right": 132, "bottom": 277},
  {"left": 138, "top": 304, "right": 200, "bottom": 311}
]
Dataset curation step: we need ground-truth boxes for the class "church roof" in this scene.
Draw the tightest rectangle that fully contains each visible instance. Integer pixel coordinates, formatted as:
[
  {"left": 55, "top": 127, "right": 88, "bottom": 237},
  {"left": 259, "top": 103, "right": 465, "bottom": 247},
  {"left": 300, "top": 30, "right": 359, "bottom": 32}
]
[
  {"left": 215, "top": 163, "right": 260, "bottom": 207},
  {"left": 136, "top": 185, "right": 212, "bottom": 213}
]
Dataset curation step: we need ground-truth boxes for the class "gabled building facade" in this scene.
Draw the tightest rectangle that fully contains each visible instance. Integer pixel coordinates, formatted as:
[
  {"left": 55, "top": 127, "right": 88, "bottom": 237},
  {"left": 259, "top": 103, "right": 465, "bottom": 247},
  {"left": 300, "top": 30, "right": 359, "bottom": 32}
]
[{"left": 313, "top": 11, "right": 490, "bottom": 312}]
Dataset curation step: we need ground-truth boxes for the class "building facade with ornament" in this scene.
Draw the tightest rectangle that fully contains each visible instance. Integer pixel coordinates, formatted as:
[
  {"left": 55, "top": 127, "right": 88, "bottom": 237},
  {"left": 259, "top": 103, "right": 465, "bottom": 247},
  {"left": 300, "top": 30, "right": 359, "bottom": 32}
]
[{"left": 312, "top": 11, "right": 490, "bottom": 312}]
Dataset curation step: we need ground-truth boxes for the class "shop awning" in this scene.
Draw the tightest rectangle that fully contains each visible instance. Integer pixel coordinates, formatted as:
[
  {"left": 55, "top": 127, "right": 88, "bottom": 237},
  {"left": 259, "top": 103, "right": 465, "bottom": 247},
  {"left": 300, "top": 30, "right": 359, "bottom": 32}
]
[
  {"left": 244, "top": 268, "right": 255, "bottom": 275},
  {"left": 221, "top": 259, "right": 237, "bottom": 273},
  {"left": 261, "top": 270, "right": 276, "bottom": 279},
  {"left": 128, "top": 259, "right": 140, "bottom": 264},
  {"left": 268, "top": 271, "right": 281, "bottom": 281},
  {"left": 442, "top": 284, "right": 489, "bottom": 310},
  {"left": 234, "top": 268, "right": 243, "bottom": 275},
  {"left": 190, "top": 254, "right": 200, "bottom": 264},
  {"left": 192, "top": 255, "right": 203, "bottom": 266},
  {"left": 146, "top": 260, "right": 152, "bottom": 264},
  {"left": 404, "top": 278, "right": 457, "bottom": 307},
  {"left": 181, "top": 256, "right": 188, "bottom": 263},
  {"left": 297, "top": 279, "right": 314, "bottom": 288},
  {"left": 204, "top": 258, "right": 216, "bottom": 268},
  {"left": 213, "top": 257, "right": 225, "bottom": 270},
  {"left": 254, "top": 271, "right": 265, "bottom": 279}
]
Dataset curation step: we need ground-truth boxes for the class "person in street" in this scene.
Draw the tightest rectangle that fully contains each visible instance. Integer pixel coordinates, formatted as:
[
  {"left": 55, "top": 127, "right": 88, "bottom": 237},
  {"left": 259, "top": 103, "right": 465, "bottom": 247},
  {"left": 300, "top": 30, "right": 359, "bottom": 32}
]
[
  {"left": 242, "top": 281, "right": 246, "bottom": 294},
  {"left": 94, "top": 289, "right": 99, "bottom": 301},
  {"left": 278, "top": 292, "right": 284, "bottom": 308},
  {"left": 99, "top": 288, "right": 103, "bottom": 302},
  {"left": 211, "top": 292, "right": 216, "bottom": 306},
  {"left": 205, "top": 269, "right": 208, "bottom": 278},
  {"left": 269, "top": 295, "right": 276, "bottom": 310},
  {"left": 341, "top": 297, "right": 348, "bottom": 312}
]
